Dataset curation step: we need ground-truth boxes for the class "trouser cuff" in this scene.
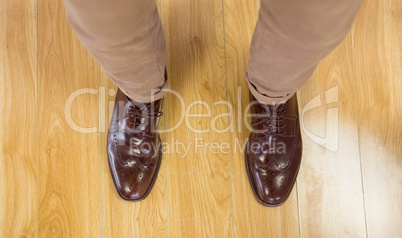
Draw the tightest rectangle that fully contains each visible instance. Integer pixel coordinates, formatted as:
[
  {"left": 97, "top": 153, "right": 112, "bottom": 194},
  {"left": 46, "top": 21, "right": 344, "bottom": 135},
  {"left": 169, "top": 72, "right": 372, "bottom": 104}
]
[
  {"left": 120, "top": 77, "right": 168, "bottom": 103},
  {"left": 246, "top": 76, "right": 295, "bottom": 105}
]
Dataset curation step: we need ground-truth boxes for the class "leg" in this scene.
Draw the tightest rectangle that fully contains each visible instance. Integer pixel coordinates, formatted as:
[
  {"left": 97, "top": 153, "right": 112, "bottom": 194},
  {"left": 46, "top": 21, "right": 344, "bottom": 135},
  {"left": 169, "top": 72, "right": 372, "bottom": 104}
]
[
  {"left": 245, "top": 0, "right": 362, "bottom": 207},
  {"left": 247, "top": 0, "right": 362, "bottom": 104},
  {"left": 63, "top": 0, "right": 166, "bottom": 201},
  {"left": 63, "top": 0, "right": 167, "bottom": 102}
]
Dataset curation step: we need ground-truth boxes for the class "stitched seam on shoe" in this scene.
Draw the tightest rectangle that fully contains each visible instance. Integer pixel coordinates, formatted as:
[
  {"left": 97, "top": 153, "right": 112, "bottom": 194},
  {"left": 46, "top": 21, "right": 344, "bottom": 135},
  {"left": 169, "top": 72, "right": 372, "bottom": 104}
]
[
  {"left": 112, "top": 116, "right": 162, "bottom": 199},
  {"left": 255, "top": 122, "right": 300, "bottom": 172},
  {"left": 246, "top": 136, "right": 300, "bottom": 206}
]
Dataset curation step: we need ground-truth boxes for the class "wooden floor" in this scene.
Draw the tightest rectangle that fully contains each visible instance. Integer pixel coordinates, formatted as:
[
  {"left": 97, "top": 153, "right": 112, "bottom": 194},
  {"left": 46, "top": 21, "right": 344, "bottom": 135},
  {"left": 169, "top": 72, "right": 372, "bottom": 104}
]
[{"left": 0, "top": 0, "right": 401, "bottom": 237}]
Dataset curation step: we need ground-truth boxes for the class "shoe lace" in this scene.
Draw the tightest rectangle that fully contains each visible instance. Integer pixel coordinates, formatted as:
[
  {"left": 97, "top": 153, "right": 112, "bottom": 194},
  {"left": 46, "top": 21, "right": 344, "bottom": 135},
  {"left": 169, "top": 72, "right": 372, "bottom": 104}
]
[
  {"left": 251, "top": 101, "right": 297, "bottom": 137},
  {"left": 117, "top": 101, "right": 163, "bottom": 138}
]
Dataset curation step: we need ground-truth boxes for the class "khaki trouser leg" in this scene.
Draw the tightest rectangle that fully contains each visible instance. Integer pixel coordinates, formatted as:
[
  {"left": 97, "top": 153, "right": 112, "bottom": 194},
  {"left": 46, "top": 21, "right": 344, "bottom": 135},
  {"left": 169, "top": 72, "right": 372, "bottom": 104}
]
[
  {"left": 63, "top": 0, "right": 167, "bottom": 102},
  {"left": 247, "top": 0, "right": 362, "bottom": 104}
]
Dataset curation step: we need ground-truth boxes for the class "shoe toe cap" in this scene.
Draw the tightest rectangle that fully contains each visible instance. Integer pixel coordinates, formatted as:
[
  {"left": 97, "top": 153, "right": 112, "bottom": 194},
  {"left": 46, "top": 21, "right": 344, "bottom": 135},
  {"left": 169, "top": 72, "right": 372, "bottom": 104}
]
[
  {"left": 252, "top": 171, "right": 294, "bottom": 206},
  {"left": 257, "top": 188, "right": 288, "bottom": 206},
  {"left": 114, "top": 171, "right": 152, "bottom": 201},
  {"left": 116, "top": 182, "right": 148, "bottom": 201}
]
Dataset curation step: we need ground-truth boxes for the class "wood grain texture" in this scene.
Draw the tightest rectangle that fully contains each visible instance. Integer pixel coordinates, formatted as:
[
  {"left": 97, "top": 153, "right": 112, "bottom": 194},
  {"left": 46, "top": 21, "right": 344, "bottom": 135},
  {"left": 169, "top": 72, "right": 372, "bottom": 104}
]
[
  {"left": 223, "top": 0, "right": 299, "bottom": 237},
  {"left": 162, "top": 0, "right": 232, "bottom": 236},
  {"left": 38, "top": 0, "right": 102, "bottom": 236},
  {"left": 352, "top": 0, "right": 402, "bottom": 237},
  {"left": 1, "top": 0, "right": 402, "bottom": 237},
  {"left": 0, "top": 0, "right": 37, "bottom": 237},
  {"left": 297, "top": 36, "right": 367, "bottom": 237}
]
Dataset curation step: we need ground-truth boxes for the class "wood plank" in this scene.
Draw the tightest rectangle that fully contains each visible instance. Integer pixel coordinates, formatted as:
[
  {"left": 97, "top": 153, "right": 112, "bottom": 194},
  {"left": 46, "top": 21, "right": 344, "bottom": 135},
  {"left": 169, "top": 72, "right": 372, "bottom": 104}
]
[
  {"left": 161, "top": 0, "right": 232, "bottom": 236},
  {"left": 223, "top": 0, "right": 299, "bottom": 237},
  {"left": 2, "top": 0, "right": 400, "bottom": 237},
  {"left": 297, "top": 36, "right": 366, "bottom": 237},
  {"left": 0, "top": 0, "right": 37, "bottom": 236},
  {"left": 352, "top": 0, "right": 402, "bottom": 236},
  {"left": 37, "top": 0, "right": 102, "bottom": 236}
]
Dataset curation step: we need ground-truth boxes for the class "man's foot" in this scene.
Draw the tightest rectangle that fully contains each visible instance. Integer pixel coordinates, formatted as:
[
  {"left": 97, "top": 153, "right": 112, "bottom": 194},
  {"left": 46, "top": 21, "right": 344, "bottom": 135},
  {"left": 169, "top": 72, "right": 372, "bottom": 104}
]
[
  {"left": 107, "top": 89, "right": 163, "bottom": 201},
  {"left": 245, "top": 92, "right": 302, "bottom": 206}
]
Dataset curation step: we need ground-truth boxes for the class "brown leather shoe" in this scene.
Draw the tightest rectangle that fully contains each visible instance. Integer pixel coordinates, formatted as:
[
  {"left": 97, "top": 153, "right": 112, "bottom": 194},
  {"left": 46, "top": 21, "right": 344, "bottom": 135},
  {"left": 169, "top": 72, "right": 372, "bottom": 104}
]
[
  {"left": 107, "top": 89, "right": 163, "bottom": 201},
  {"left": 245, "top": 92, "right": 302, "bottom": 206}
]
